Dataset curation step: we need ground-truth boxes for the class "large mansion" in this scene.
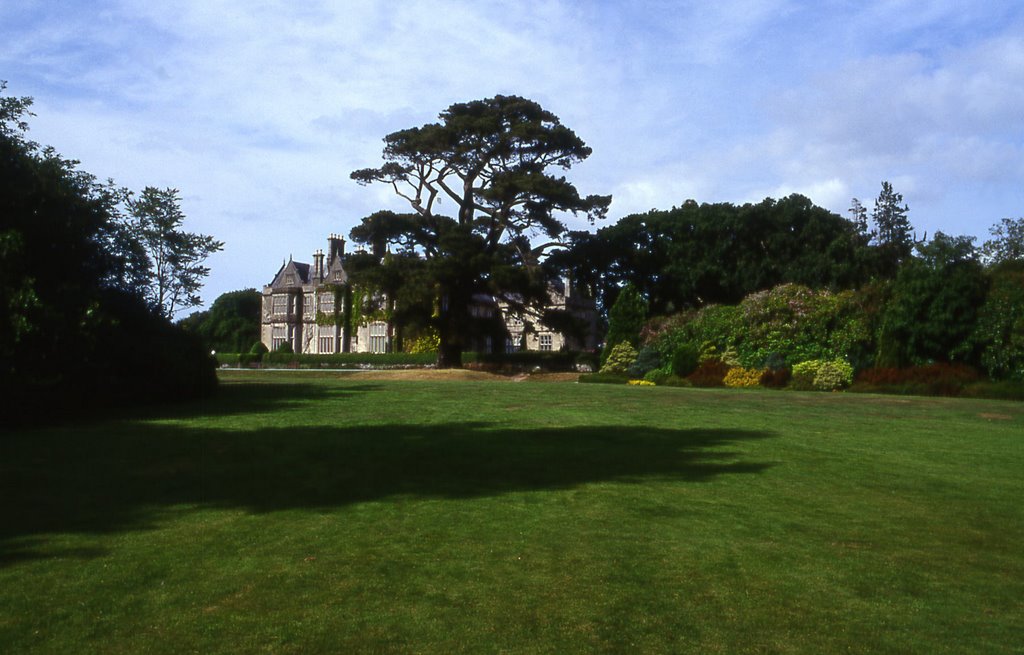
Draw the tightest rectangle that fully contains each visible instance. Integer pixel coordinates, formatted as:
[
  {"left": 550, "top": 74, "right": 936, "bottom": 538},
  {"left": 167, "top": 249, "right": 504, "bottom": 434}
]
[{"left": 261, "top": 233, "right": 599, "bottom": 355}]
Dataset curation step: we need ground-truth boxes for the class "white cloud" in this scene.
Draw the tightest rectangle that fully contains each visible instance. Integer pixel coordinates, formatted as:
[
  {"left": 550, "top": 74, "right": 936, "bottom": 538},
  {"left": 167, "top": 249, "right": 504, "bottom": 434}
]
[{"left": 3, "top": 0, "right": 1023, "bottom": 305}]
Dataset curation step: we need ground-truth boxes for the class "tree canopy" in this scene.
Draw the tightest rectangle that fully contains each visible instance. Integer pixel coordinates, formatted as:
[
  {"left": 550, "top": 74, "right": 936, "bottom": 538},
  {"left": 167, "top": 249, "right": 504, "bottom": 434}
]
[
  {"left": 128, "top": 187, "right": 224, "bottom": 318},
  {"left": 550, "top": 194, "right": 873, "bottom": 315},
  {"left": 1, "top": 82, "right": 217, "bottom": 418},
  {"left": 350, "top": 95, "right": 610, "bottom": 366}
]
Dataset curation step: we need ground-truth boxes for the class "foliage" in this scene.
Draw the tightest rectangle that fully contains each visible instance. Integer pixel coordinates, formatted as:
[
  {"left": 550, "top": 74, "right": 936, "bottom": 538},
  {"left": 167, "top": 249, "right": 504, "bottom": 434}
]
[
  {"left": 670, "top": 343, "right": 700, "bottom": 377},
  {"left": 551, "top": 193, "right": 873, "bottom": 315},
  {"left": 982, "top": 217, "right": 1024, "bottom": 265},
  {"left": 602, "top": 284, "right": 647, "bottom": 361},
  {"left": 0, "top": 83, "right": 216, "bottom": 416},
  {"left": 404, "top": 329, "right": 441, "bottom": 354},
  {"left": 687, "top": 359, "right": 730, "bottom": 387},
  {"left": 350, "top": 95, "right": 609, "bottom": 367},
  {"left": 876, "top": 232, "right": 988, "bottom": 367},
  {"left": 791, "top": 359, "right": 853, "bottom": 391},
  {"left": 627, "top": 345, "right": 661, "bottom": 378},
  {"left": 577, "top": 372, "right": 629, "bottom": 384},
  {"left": 180, "top": 289, "right": 261, "bottom": 353},
  {"left": 599, "top": 342, "right": 638, "bottom": 374},
  {"left": 869, "top": 181, "right": 914, "bottom": 278},
  {"left": 724, "top": 367, "right": 765, "bottom": 388},
  {"left": 970, "top": 268, "right": 1024, "bottom": 380},
  {"left": 126, "top": 187, "right": 223, "bottom": 318},
  {"left": 627, "top": 379, "right": 655, "bottom": 386},
  {"left": 814, "top": 359, "right": 855, "bottom": 391},
  {"left": 250, "top": 341, "right": 269, "bottom": 356},
  {"left": 257, "top": 351, "right": 440, "bottom": 368},
  {"left": 275, "top": 341, "right": 294, "bottom": 353},
  {"left": 643, "top": 368, "right": 671, "bottom": 385},
  {"left": 759, "top": 367, "right": 792, "bottom": 388},
  {"left": 650, "top": 283, "right": 877, "bottom": 372}
]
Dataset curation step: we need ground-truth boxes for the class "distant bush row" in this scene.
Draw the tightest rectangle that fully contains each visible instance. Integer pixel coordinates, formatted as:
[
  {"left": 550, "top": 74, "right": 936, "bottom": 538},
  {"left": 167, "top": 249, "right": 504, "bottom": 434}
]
[
  {"left": 580, "top": 356, "right": 1024, "bottom": 401},
  {"left": 216, "top": 348, "right": 599, "bottom": 371}
]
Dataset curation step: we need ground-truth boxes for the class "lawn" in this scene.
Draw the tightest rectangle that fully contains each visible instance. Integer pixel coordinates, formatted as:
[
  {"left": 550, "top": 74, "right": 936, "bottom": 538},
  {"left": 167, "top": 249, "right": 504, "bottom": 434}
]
[{"left": 1, "top": 370, "right": 1022, "bottom": 654}]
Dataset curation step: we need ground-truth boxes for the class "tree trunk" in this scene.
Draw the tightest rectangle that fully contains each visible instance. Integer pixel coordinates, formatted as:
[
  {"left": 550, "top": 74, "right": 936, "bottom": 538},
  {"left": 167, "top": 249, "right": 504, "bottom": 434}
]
[{"left": 435, "top": 283, "right": 468, "bottom": 368}]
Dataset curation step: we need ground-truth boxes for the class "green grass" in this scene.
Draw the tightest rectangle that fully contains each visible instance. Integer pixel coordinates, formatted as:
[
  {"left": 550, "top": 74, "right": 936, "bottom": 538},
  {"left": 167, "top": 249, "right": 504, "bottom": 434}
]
[{"left": 2, "top": 371, "right": 1022, "bottom": 654}]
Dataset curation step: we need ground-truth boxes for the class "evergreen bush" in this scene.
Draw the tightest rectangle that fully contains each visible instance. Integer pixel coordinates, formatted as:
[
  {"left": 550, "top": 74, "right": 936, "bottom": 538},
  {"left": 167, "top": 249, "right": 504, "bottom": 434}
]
[{"left": 600, "top": 342, "right": 639, "bottom": 374}]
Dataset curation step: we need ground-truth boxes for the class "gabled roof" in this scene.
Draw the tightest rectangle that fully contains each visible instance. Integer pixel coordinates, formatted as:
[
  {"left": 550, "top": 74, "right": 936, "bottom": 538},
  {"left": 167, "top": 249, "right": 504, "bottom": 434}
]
[{"left": 269, "top": 259, "right": 311, "bottom": 288}]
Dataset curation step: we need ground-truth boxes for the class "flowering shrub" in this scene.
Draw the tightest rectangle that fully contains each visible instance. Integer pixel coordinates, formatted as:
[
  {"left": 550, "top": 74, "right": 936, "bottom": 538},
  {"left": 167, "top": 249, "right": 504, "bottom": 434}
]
[
  {"left": 814, "top": 359, "right": 854, "bottom": 391},
  {"left": 600, "top": 342, "right": 639, "bottom": 374},
  {"left": 628, "top": 379, "right": 655, "bottom": 386},
  {"left": 791, "top": 358, "right": 853, "bottom": 391},
  {"left": 405, "top": 330, "right": 440, "bottom": 354},
  {"left": 723, "top": 367, "right": 764, "bottom": 388}
]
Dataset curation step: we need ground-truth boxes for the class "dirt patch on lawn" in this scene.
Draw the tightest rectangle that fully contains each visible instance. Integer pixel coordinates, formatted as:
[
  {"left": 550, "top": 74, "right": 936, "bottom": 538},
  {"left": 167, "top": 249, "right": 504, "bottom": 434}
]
[{"left": 978, "top": 412, "right": 1014, "bottom": 421}]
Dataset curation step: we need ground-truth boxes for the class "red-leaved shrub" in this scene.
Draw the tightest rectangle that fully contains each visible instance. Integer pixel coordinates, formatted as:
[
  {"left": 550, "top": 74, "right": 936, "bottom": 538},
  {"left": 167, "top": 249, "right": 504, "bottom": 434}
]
[{"left": 687, "top": 359, "right": 730, "bottom": 387}]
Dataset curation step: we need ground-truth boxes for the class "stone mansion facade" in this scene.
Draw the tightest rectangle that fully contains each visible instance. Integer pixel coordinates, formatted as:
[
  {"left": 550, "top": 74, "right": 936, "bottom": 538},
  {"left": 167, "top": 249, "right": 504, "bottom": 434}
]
[{"left": 260, "top": 233, "right": 599, "bottom": 355}]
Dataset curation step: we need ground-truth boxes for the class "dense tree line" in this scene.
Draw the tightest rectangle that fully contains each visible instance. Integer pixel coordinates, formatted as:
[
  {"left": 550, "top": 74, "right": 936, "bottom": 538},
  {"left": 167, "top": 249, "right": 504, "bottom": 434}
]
[
  {"left": 549, "top": 193, "right": 892, "bottom": 316},
  {"left": 1, "top": 84, "right": 219, "bottom": 419}
]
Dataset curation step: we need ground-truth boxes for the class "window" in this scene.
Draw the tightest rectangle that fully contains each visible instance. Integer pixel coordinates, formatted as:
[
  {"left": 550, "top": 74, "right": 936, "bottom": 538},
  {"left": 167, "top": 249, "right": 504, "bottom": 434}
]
[
  {"left": 539, "top": 334, "right": 553, "bottom": 351},
  {"left": 369, "top": 321, "right": 388, "bottom": 353},
  {"left": 304, "top": 294, "right": 313, "bottom": 317},
  {"left": 506, "top": 338, "right": 519, "bottom": 354},
  {"left": 318, "top": 325, "right": 335, "bottom": 353},
  {"left": 272, "top": 326, "right": 286, "bottom": 351},
  {"left": 320, "top": 293, "right": 334, "bottom": 313},
  {"left": 272, "top": 294, "right": 287, "bottom": 314}
]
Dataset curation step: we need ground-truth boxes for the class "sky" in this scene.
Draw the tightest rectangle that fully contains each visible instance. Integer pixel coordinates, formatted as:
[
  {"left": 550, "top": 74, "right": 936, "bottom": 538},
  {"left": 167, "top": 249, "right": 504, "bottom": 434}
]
[{"left": 3, "top": 0, "right": 1023, "bottom": 311}]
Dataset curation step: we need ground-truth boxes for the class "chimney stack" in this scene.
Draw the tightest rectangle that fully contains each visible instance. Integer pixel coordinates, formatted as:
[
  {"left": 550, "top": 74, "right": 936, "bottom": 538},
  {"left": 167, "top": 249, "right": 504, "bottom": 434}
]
[
  {"left": 313, "top": 249, "right": 325, "bottom": 281},
  {"left": 328, "top": 233, "right": 346, "bottom": 262}
]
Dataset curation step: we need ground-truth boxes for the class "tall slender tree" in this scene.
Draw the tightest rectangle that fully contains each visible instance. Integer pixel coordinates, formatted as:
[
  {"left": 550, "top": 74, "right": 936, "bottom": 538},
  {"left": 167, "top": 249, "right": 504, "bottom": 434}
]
[
  {"left": 127, "top": 187, "right": 223, "bottom": 318},
  {"left": 870, "top": 181, "right": 914, "bottom": 278}
]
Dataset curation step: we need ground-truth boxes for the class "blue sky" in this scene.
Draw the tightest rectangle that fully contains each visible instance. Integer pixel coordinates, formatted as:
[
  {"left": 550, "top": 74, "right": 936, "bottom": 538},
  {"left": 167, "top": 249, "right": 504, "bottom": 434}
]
[{"left": 3, "top": 0, "right": 1023, "bottom": 310}]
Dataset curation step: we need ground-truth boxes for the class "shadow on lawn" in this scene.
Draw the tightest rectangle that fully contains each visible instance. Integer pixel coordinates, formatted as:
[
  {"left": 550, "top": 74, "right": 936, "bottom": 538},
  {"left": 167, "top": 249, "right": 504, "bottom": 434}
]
[{"left": 0, "top": 385, "right": 775, "bottom": 566}]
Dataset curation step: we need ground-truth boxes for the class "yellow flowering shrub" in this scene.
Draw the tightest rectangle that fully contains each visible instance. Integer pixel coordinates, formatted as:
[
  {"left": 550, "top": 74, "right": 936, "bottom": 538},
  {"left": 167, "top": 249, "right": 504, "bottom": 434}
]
[
  {"left": 723, "top": 366, "right": 765, "bottom": 388},
  {"left": 628, "top": 379, "right": 655, "bottom": 386}
]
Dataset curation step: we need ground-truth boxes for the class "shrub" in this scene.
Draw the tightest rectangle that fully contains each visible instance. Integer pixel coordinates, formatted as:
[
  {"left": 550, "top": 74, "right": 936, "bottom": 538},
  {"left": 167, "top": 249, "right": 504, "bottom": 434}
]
[
  {"left": 249, "top": 341, "right": 269, "bottom": 361},
  {"left": 670, "top": 343, "right": 699, "bottom": 377},
  {"left": 759, "top": 367, "right": 792, "bottom": 388},
  {"left": 600, "top": 342, "right": 639, "bottom": 374},
  {"left": 687, "top": 359, "right": 729, "bottom": 387},
  {"left": 404, "top": 330, "right": 440, "bottom": 354},
  {"left": 814, "top": 359, "right": 854, "bottom": 391},
  {"left": 959, "top": 380, "right": 1024, "bottom": 401},
  {"left": 472, "top": 351, "right": 580, "bottom": 372},
  {"left": 275, "top": 341, "right": 293, "bottom": 353},
  {"left": 628, "top": 379, "right": 655, "bottom": 386},
  {"left": 578, "top": 372, "right": 630, "bottom": 385},
  {"left": 855, "top": 363, "right": 981, "bottom": 386},
  {"left": 853, "top": 363, "right": 982, "bottom": 396},
  {"left": 724, "top": 367, "right": 764, "bottom": 388},
  {"left": 792, "top": 358, "right": 853, "bottom": 391},
  {"left": 790, "top": 360, "right": 822, "bottom": 391},
  {"left": 643, "top": 369, "right": 672, "bottom": 385},
  {"left": 628, "top": 346, "right": 662, "bottom": 378}
]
